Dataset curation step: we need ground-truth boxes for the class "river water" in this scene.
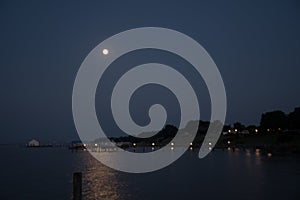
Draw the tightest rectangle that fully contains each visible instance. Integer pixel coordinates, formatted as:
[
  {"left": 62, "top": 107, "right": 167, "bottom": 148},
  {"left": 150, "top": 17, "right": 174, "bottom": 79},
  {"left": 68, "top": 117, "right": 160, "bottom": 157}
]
[{"left": 0, "top": 146, "right": 299, "bottom": 200}]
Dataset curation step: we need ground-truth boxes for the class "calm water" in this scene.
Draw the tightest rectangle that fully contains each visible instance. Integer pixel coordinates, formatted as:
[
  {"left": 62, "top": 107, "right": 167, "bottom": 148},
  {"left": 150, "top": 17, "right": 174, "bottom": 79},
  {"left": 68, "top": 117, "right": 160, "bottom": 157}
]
[{"left": 0, "top": 146, "right": 299, "bottom": 200}]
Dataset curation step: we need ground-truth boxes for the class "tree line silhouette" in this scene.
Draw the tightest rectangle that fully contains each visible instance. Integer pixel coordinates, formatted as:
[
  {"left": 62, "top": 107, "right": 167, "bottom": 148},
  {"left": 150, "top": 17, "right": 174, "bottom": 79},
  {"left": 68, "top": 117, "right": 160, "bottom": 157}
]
[
  {"left": 108, "top": 106, "right": 300, "bottom": 146},
  {"left": 260, "top": 107, "right": 300, "bottom": 131}
]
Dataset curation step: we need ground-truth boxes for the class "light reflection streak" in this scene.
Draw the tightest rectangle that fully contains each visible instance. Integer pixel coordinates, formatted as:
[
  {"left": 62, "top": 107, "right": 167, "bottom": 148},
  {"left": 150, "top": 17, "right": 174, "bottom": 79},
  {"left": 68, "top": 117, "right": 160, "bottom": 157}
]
[{"left": 76, "top": 152, "right": 131, "bottom": 200}]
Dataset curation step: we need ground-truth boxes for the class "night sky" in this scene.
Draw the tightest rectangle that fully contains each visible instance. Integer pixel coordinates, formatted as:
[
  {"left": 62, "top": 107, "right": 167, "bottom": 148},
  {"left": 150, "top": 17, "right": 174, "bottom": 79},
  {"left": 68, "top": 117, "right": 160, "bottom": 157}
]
[{"left": 1, "top": 0, "right": 300, "bottom": 143}]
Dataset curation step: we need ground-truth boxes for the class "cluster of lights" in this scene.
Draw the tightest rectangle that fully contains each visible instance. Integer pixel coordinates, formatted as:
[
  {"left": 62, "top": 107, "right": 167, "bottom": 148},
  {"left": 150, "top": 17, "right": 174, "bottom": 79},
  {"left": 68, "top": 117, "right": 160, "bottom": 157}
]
[
  {"left": 170, "top": 142, "right": 174, "bottom": 150},
  {"left": 189, "top": 143, "right": 193, "bottom": 150},
  {"left": 208, "top": 142, "right": 212, "bottom": 150},
  {"left": 227, "top": 128, "right": 261, "bottom": 134},
  {"left": 255, "top": 149, "right": 260, "bottom": 156},
  {"left": 90, "top": 140, "right": 268, "bottom": 153}
]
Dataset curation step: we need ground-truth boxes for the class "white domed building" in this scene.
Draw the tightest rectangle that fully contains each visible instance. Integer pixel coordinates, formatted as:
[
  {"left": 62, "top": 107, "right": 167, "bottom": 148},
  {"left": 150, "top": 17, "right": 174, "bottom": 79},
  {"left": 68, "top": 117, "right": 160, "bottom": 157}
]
[{"left": 28, "top": 139, "right": 40, "bottom": 147}]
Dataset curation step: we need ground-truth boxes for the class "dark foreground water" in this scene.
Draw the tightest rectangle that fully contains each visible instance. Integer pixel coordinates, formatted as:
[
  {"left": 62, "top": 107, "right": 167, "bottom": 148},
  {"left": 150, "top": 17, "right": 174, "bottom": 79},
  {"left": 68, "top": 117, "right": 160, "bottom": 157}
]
[{"left": 0, "top": 146, "right": 299, "bottom": 200}]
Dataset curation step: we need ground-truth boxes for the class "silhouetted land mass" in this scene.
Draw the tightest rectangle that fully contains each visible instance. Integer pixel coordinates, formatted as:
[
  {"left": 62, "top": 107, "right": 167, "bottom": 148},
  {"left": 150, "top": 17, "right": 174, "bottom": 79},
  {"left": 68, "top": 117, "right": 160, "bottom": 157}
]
[
  {"left": 108, "top": 124, "right": 178, "bottom": 147},
  {"left": 260, "top": 107, "right": 300, "bottom": 131},
  {"left": 108, "top": 106, "right": 300, "bottom": 153}
]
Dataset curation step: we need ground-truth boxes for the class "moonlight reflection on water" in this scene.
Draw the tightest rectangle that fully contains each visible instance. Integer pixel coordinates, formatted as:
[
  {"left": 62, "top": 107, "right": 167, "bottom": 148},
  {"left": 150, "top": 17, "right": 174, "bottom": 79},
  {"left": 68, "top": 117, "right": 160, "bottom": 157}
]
[
  {"left": 76, "top": 152, "right": 132, "bottom": 200},
  {"left": 0, "top": 147, "right": 299, "bottom": 200}
]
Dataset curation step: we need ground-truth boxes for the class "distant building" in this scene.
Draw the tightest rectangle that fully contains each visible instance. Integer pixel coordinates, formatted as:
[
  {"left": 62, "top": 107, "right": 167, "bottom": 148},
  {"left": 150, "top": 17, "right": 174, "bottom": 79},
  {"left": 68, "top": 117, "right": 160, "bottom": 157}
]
[{"left": 28, "top": 139, "right": 40, "bottom": 147}]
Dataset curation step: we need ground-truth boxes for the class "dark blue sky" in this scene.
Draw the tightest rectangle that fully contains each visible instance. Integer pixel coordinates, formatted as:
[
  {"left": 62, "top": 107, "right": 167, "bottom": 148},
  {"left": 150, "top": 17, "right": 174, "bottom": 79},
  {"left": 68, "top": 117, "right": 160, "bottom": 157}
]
[{"left": 1, "top": 0, "right": 300, "bottom": 143}]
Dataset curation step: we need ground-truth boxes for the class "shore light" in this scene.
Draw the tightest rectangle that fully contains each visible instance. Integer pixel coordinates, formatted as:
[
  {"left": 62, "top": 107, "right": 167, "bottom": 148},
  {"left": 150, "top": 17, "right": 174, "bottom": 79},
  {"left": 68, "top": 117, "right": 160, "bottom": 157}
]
[
  {"left": 102, "top": 49, "right": 109, "bottom": 55},
  {"left": 267, "top": 153, "right": 272, "bottom": 157}
]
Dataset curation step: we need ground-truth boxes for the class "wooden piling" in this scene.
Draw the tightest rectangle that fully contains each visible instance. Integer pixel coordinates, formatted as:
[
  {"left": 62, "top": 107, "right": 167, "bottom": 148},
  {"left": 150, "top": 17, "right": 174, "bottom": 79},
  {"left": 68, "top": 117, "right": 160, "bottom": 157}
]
[{"left": 73, "top": 172, "right": 82, "bottom": 200}]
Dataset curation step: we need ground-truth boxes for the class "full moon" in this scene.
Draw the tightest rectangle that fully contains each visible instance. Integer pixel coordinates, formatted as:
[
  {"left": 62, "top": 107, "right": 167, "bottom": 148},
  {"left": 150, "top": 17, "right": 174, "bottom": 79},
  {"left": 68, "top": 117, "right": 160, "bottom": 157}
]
[{"left": 102, "top": 49, "right": 109, "bottom": 55}]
